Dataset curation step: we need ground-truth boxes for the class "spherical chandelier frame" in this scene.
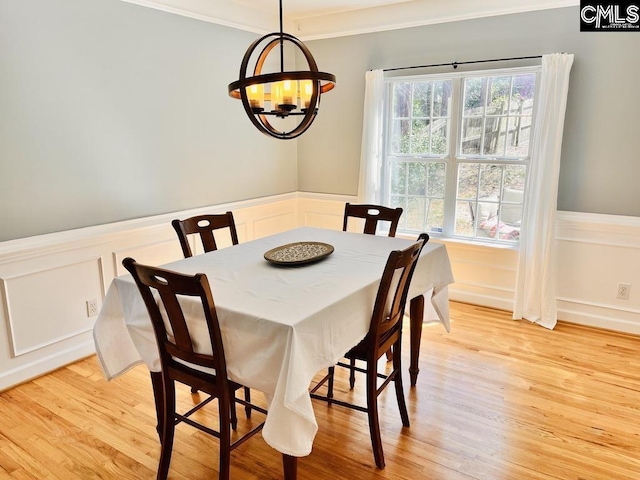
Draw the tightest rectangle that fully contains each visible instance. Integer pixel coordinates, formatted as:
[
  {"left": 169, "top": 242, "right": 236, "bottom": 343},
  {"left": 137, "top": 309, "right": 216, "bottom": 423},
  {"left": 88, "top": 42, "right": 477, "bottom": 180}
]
[{"left": 228, "top": 31, "right": 336, "bottom": 140}]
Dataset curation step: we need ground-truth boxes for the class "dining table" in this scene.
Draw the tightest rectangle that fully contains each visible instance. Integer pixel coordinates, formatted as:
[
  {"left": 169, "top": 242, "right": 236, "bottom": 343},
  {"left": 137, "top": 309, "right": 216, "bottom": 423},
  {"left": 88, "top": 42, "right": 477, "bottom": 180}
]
[{"left": 93, "top": 226, "right": 454, "bottom": 478}]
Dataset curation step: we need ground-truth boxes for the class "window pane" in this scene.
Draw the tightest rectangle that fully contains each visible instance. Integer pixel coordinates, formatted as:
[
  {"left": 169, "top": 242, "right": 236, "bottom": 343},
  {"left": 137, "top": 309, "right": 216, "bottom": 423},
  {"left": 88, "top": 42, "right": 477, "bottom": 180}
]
[
  {"left": 389, "top": 160, "right": 407, "bottom": 195},
  {"left": 457, "top": 163, "right": 479, "bottom": 199},
  {"left": 478, "top": 164, "right": 503, "bottom": 198},
  {"left": 455, "top": 201, "right": 474, "bottom": 237},
  {"left": 391, "top": 119, "right": 410, "bottom": 154},
  {"left": 504, "top": 164, "right": 527, "bottom": 190},
  {"left": 407, "top": 197, "right": 426, "bottom": 231},
  {"left": 476, "top": 199, "right": 499, "bottom": 222},
  {"left": 393, "top": 83, "right": 411, "bottom": 117},
  {"left": 389, "top": 195, "right": 406, "bottom": 229},
  {"left": 427, "top": 163, "right": 446, "bottom": 197},
  {"left": 510, "top": 74, "right": 536, "bottom": 114},
  {"left": 487, "top": 76, "right": 511, "bottom": 115},
  {"left": 432, "top": 80, "right": 451, "bottom": 117},
  {"left": 506, "top": 116, "right": 532, "bottom": 157},
  {"left": 431, "top": 119, "right": 449, "bottom": 155},
  {"left": 500, "top": 194, "right": 523, "bottom": 226},
  {"left": 463, "top": 77, "right": 486, "bottom": 116},
  {"left": 411, "top": 119, "right": 430, "bottom": 154},
  {"left": 412, "top": 82, "right": 431, "bottom": 117},
  {"left": 483, "top": 117, "right": 507, "bottom": 156},
  {"left": 427, "top": 199, "right": 444, "bottom": 233},
  {"left": 407, "top": 162, "right": 427, "bottom": 196},
  {"left": 461, "top": 118, "right": 483, "bottom": 155}
]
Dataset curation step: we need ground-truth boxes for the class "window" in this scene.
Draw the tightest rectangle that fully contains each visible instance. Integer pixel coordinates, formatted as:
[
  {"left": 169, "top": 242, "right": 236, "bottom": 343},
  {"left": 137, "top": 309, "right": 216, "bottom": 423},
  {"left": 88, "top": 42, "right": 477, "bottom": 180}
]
[{"left": 382, "top": 68, "right": 539, "bottom": 243}]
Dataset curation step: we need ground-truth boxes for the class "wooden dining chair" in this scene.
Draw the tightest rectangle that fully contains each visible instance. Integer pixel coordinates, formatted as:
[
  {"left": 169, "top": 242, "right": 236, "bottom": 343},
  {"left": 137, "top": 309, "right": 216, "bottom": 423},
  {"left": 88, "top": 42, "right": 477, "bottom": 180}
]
[
  {"left": 310, "top": 233, "right": 428, "bottom": 469},
  {"left": 172, "top": 211, "right": 239, "bottom": 258},
  {"left": 342, "top": 203, "right": 403, "bottom": 237},
  {"left": 122, "top": 257, "right": 266, "bottom": 480}
]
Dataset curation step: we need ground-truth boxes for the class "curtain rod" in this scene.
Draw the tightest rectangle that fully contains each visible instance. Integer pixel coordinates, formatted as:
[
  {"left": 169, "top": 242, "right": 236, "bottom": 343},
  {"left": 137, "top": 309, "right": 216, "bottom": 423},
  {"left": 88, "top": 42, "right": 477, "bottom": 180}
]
[{"left": 382, "top": 55, "right": 543, "bottom": 72}]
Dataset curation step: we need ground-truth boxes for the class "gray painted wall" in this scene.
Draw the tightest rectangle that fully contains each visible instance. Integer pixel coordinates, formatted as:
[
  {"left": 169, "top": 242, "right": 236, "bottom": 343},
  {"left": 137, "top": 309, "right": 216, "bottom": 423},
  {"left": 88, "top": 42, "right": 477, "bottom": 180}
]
[
  {"left": 298, "top": 7, "right": 640, "bottom": 217},
  {"left": 2, "top": 4, "right": 638, "bottom": 243},
  {"left": 0, "top": 0, "right": 297, "bottom": 241}
]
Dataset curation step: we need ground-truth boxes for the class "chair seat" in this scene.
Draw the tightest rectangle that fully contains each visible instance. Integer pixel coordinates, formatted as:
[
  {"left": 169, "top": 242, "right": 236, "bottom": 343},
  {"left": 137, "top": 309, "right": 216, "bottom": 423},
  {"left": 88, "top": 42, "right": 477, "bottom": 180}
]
[{"left": 344, "top": 326, "right": 399, "bottom": 361}]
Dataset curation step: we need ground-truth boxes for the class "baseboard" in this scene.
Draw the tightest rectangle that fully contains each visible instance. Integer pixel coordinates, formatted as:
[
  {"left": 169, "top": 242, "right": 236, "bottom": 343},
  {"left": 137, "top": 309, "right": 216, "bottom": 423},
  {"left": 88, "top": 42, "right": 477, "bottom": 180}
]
[
  {"left": 448, "top": 287, "right": 514, "bottom": 312},
  {"left": 0, "top": 340, "right": 96, "bottom": 392},
  {"left": 557, "top": 297, "right": 640, "bottom": 335}
]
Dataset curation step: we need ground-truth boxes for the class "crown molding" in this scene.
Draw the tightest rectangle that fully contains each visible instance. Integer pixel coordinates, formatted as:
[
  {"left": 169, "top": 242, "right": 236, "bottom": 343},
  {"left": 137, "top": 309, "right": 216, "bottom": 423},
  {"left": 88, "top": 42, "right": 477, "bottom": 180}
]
[
  {"left": 120, "top": 0, "right": 579, "bottom": 39},
  {"left": 293, "top": 0, "right": 580, "bottom": 40}
]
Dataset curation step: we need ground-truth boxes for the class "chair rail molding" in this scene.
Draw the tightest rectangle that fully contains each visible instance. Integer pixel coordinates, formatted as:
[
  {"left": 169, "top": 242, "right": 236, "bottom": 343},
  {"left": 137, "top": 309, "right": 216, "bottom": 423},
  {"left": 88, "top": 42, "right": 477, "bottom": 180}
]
[{"left": 0, "top": 196, "right": 637, "bottom": 391}]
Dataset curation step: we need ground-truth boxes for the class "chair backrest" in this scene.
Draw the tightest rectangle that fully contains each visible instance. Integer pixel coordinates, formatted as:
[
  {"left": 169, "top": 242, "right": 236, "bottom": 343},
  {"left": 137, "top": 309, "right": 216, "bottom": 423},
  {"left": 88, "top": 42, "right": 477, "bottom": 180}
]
[
  {"left": 343, "top": 203, "right": 403, "bottom": 237},
  {"left": 369, "top": 233, "right": 429, "bottom": 350},
  {"left": 122, "top": 257, "right": 229, "bottom": 382},
  {"left": 172, "top": 212, "right": 239, "bottom": 258}
]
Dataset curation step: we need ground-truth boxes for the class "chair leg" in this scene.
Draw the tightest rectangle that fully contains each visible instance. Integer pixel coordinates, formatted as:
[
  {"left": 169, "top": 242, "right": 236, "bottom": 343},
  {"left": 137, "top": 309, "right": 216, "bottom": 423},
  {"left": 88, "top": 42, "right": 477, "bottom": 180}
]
[
  {"left": 219, "top": 394, "right": 232, "bottom": 480},
  {"left": 244, "top": 387, "right": 251, "bottom": 419},
  {"left": 392, "top": 339, "right": 409, "bottom": 427},
  {"left": 349, "top": 358, "right": 356, "bottom": 389},
  {"left": 230, "top": 391, "right": 238, "bottom": 431},
  {"left": 366, "top": 362, "right": 385, "bottom": 469},
  {"left": 327, "top": 366, "right": 335, "bottom": 404},
  {"left": 157, "top": 380, "right": 176, "bottom": 480},
  {"left": 393, "top": 362, "right": 409, "bottom": 427},
  {"left": 150, "top": 372, "right": 164, "bottom": 441}
]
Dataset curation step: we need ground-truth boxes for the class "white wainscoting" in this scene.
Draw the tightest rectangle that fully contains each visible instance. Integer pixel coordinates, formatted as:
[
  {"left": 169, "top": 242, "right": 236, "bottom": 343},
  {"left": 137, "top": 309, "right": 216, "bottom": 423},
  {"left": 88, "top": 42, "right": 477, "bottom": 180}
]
[
  {"left": 1, "top": 193, "right": 638, "bottom": 390},
  {"left": 0, "top": 193, "right": 298, "bottom": 391},
  {"left": 556, "top": 211, "right": 640, "bottom": 334},
  {"left": 437, "top": 240, "right": 519, "bottom": 312},
  {"left": 298, "top": 196, "right": 640, "bottom": 333}
]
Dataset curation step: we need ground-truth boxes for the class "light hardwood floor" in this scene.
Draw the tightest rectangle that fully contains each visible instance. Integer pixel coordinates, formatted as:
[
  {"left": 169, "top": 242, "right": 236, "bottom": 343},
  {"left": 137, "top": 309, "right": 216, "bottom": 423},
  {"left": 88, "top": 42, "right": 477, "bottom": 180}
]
[{"left": 1, "top": 302, "right": 639, "bottom": 479}]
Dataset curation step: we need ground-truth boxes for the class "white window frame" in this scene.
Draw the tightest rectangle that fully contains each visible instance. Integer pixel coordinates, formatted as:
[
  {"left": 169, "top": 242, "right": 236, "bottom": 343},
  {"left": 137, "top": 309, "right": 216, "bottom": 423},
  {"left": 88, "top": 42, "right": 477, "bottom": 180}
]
[{"left": 381, "top": 65, "right": 541, "bottom": 245}]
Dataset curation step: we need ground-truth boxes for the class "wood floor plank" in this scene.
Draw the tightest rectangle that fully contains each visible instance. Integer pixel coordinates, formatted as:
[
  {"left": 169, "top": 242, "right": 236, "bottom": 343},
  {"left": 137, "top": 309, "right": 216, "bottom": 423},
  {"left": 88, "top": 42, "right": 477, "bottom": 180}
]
[{"left": 1, "top": 302, "right": 639, "bottom": 479}]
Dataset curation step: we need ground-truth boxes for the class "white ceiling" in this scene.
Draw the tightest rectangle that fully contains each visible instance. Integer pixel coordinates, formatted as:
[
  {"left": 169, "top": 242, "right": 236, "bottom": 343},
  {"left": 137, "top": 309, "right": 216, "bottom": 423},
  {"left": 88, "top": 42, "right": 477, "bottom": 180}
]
[{"left": 122, "top": 0, "right": 578, "bottom": 39}]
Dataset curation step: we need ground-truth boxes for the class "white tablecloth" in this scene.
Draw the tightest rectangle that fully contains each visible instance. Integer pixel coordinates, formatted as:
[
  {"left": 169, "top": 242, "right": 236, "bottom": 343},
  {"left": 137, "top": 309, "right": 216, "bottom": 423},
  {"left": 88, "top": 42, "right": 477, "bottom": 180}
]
[{"left": 93, "top": 227, "right": 454, "bottom": 457}]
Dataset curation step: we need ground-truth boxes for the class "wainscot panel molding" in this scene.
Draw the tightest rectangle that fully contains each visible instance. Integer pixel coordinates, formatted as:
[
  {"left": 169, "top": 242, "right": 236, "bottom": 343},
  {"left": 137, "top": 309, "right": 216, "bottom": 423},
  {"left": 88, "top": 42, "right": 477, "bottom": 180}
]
[
  {"left": 556, "top": 211, "right": 640, "bottom": 334},
  {"left": 433, "top": 240, "right": 518, "bottom": 312},
  {"left": 297, "top": 192, "right": 356, "bottom": 231},
  {"left": 3, "top": 255, "right": 105, "bottom": 356},
  {"left": 1, "top": 198, "right": 637, "bottom": 390}
]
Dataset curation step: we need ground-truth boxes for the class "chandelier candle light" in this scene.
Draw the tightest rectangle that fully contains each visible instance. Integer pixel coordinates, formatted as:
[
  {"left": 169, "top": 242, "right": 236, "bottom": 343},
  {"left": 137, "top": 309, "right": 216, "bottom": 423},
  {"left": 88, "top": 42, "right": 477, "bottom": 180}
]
[{"left": 228, "top": 0, "right": 336, "bottom": 139}]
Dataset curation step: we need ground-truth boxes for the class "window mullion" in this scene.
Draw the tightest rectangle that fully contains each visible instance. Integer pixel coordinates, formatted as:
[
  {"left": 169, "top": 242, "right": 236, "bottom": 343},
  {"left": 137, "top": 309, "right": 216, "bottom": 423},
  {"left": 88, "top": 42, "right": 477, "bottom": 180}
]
[
  {"left": 381, "top": 83, "right": 392, "bottom": 205},
  {"left": 442, "top": 77, "right": 462, "bottom": 237}
]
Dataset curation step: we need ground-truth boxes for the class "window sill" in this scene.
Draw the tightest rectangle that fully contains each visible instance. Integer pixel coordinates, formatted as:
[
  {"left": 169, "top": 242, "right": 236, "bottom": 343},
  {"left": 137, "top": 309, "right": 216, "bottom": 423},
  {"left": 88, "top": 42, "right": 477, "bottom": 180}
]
[{"left": 396, "top": 232, "right": 520, "bottom": 251}]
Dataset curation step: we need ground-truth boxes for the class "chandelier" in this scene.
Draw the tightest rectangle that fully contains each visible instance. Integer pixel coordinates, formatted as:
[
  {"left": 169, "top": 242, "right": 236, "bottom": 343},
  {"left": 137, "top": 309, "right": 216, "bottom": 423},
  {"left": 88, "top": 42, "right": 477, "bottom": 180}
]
[{"left": 228, "top": 0, "right": 336, "bottom": 140}]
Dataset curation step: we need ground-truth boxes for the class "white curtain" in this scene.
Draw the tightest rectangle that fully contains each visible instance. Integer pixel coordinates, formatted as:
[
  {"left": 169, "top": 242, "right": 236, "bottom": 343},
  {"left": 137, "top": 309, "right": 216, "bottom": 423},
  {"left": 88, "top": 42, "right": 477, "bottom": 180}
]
[
  {"left": 357, "top": 69, "right": 385, "bottom": 203},
  {"left": 513, "top": 53, "right": 574, "bottom": 329}
]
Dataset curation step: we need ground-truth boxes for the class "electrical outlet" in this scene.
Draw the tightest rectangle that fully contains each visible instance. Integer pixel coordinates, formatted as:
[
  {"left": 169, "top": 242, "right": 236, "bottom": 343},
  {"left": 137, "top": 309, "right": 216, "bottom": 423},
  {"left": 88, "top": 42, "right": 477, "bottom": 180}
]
[
  {"left": 86, "top": 299, "right": 99, "bottom": 317},
  {"left": 616, "top": 283, "right": 631, "bottom": 300}
]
